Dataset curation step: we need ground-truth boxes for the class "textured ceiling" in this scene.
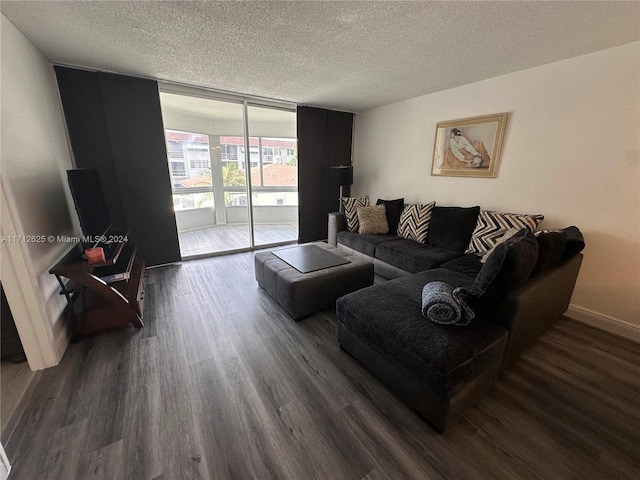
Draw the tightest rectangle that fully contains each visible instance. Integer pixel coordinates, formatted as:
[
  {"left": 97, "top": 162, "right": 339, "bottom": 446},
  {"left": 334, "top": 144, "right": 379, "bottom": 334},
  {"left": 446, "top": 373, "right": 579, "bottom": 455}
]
[{"left": 2, "top": 1, "right": 639, "bottom": 112}]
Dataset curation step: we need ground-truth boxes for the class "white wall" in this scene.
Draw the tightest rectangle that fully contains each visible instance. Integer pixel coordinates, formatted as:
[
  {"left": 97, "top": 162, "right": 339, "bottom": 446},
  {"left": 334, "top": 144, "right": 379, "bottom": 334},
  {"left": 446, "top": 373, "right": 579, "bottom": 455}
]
[
  {"left": 353, "top": 42, "right": 640, "bottom": 334},
  {"left": 1, "top": 15, "right": 77, "bottom": 369}
]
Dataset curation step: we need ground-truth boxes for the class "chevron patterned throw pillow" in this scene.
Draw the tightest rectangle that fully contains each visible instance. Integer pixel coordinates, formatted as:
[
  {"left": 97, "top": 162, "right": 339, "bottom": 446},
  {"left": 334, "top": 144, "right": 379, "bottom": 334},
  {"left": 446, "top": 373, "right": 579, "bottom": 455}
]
[
  {"left": 397, "top": 202, "right": 436, "bottom": 243},
  {"left": 466, "top": 210, "right": 544, "bottom": 255},
  {"left": 342, "top": 196, "right": 370, "bottom": 232}
]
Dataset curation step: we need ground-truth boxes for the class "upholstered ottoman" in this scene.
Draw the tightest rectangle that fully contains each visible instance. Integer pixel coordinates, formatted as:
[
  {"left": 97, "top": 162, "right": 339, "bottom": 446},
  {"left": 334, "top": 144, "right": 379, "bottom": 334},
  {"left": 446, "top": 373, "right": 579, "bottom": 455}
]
[{"left": 255, "top": 243, "right": 374, "bottom": 320}]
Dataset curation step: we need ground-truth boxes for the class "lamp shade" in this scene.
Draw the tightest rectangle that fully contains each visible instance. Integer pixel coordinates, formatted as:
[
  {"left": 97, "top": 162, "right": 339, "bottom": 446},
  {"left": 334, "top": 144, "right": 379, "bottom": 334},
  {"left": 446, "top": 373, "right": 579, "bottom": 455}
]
[{"left": 329, "top": 165, "right": 353, "bottom": 187}]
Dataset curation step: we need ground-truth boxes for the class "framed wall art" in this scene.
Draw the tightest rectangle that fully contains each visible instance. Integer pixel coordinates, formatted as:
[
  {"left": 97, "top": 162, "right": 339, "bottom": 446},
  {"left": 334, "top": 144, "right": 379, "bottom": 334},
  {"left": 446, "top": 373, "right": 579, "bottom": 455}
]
[{"left": 431, "top": 113, "right": 508, "bottom": 178}]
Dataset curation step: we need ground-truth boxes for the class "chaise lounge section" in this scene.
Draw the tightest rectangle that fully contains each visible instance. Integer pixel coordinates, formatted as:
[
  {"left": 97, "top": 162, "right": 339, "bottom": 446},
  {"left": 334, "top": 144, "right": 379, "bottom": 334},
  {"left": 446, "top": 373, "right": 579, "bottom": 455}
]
[{"left": 337, "top": 268, "right": 509, "bottom": 432}]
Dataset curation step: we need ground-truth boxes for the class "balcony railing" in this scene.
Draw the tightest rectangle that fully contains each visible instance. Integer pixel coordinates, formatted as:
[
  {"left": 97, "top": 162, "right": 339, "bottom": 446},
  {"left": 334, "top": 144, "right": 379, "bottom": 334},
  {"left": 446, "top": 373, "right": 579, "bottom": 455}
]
[{"left": 172, "top": 186, "right": 297, "bottom": 233}]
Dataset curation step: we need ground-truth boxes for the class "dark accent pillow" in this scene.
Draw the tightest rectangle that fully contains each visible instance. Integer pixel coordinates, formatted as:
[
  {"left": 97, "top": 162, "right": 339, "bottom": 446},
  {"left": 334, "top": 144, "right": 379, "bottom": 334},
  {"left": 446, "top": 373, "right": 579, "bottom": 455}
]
[
  {"left": 376, "top": 198, "right": 404, "bottom": 235},
  {"left": 467, "top": 229, "right": 538, "bottom": 315},
  {"left": 560, "top": 226, "right": 585, "bottom": 261},
  {"left": 532, "top": 230, "right": 568, "bottom": 277},
  {"left": 427, "top": 206, "right": 481, "bottom": 252}
]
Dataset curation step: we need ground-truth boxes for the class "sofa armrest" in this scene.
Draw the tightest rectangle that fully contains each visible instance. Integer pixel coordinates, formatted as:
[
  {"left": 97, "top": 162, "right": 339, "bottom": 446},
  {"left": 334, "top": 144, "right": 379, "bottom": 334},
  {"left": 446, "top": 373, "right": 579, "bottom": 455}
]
[
  {"left": 491, "top": 253, "right": 583, "bottom": 369},
  {"left": 328, "top": 212, "right": 347, "bottom": 247}
]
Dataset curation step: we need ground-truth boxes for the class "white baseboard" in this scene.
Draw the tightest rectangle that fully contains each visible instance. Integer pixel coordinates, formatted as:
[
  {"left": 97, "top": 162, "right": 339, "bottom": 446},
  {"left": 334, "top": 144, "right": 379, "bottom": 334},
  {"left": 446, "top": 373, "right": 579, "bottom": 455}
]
[{"left": 566, "top": 304, "right": 640, "bottom": 343}]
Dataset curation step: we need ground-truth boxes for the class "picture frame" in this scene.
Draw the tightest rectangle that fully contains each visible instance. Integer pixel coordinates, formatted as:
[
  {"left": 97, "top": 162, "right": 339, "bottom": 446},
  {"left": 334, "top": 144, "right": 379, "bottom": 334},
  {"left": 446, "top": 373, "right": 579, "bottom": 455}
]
[{"left": 431, "top": 113, "right": 509, "bottom": 178}]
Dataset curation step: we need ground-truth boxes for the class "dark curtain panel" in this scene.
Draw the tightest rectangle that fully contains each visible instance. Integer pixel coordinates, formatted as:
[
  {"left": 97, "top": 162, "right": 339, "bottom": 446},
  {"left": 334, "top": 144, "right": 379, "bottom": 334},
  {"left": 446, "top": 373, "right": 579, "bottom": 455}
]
[
  {"left": 297, "top": 106, "right": 354, "bottom": 243},
  {"left": 55, "top": 67, "right": 180, "bottom": 266},
  {"left": 54, "top": 68, "right": 127, "bottom": 229}
]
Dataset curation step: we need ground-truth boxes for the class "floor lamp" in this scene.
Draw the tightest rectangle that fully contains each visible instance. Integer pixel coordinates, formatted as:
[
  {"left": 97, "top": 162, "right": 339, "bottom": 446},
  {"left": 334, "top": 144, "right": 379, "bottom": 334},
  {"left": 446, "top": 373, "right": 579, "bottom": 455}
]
[{"left": 329, "top": 165, "right": 353, "bottom": 213}]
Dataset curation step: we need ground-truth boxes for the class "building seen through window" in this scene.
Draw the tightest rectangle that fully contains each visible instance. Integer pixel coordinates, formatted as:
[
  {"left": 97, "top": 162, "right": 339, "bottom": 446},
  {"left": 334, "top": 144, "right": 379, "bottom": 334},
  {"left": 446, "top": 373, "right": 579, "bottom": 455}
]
[{"left": 164, "top": 130, "right": 297, "bottom": 210}]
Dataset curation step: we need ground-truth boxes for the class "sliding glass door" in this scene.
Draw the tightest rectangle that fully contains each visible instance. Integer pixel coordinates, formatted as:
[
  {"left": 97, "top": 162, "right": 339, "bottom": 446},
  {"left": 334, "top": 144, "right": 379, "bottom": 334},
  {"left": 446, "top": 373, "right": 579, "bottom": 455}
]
[
  {"left": 159, "top": 90, "right": 297, "bottom": 258},
  {"left": 247, "top": 105, "right": 298, "bottom": 248}
]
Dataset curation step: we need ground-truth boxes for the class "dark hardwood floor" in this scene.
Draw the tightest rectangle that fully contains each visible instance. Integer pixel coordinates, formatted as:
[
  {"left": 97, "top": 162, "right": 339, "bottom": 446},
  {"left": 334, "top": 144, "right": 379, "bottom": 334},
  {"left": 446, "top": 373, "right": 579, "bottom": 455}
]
[{"left": 5, "top": 251, "right": 639, "bottom": 479}]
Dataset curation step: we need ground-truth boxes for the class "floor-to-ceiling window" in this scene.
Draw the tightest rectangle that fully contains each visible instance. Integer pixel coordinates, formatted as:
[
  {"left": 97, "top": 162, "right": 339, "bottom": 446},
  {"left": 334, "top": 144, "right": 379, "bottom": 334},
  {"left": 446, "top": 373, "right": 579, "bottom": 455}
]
[
  {"left": 247, "top": 105, "right": 298, "bottom": 248},
  {"left": 159, "top": 89, "right": 297, "bottom": 258}
]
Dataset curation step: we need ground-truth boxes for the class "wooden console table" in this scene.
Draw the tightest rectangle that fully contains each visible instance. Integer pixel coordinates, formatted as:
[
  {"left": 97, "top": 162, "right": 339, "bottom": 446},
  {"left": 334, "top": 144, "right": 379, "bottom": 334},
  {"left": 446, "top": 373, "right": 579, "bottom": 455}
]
[{"left": 49, "top": 241, "right": 146, "bottom": 341}]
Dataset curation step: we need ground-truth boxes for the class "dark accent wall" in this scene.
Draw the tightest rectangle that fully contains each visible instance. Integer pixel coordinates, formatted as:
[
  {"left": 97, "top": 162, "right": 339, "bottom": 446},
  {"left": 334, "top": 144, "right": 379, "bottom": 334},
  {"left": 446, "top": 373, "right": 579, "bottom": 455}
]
[
  {"left": 55, "top": 67, "right": 180, "bottom": 266},
  {"left": 297, "top": 107, "right": 353, "bottom": 243}
]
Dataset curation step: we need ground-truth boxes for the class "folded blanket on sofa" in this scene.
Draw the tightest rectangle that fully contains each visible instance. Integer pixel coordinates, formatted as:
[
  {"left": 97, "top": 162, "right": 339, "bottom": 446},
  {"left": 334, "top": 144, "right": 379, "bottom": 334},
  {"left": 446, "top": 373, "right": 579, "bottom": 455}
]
[{"left": 421, "top": 281, "right": 475, "bottom": 326}]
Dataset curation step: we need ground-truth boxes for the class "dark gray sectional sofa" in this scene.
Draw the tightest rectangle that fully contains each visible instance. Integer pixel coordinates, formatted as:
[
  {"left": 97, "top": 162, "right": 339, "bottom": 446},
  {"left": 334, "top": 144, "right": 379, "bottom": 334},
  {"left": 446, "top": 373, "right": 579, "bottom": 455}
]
[{"left": 328, "top": 206, "right": 584, "bottom": 432}]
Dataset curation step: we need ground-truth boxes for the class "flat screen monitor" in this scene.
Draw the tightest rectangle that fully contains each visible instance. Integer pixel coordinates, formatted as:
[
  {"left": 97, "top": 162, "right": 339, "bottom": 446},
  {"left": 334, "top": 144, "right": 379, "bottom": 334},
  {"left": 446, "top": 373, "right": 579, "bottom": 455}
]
[{"left": 67, "top": 168, "right": 112, "bottom": 238}]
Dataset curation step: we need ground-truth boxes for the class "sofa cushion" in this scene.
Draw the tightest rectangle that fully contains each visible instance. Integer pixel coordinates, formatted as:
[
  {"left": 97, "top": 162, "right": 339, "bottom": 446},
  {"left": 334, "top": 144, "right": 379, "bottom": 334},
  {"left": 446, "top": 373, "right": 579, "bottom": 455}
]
[
  {"left": 378, "top": 268, "right": 476, "bottom": 300},
  {"left": 337, "top": 231, "right": 397, "bottom": 257},
  {"left": 441, "top": 254, "right": 483, "bottom": 278},
  {"left": 375, "top": 239, "right": 463, "bottom": 274},
  {"left": 357, "top": 205, "right": 389, "bottom": 235},
  {"left": 532, "top": 230, "right": 567, "bottom": 277},
  {"left": 560, "top": 226, "right": 585, "bottom": 261},
  {"left": 342, "top": 196, "right": 370, "bottom": 232},
  {"left": 376, "top": 198, "right": 404, "bottom": 235},
  {"left": 466, "top": 210, "right": 544, "bottom": 255},
  {"left": 397, "top": 202, "right": 436, "bottom": 243},
  {"left": 336, "top": 269, "right": 508, "bottom": 398},
  {"left": 427, "top": 206, "right": 480, "bottom": 253},
  {"left": 468, "top": 229, "right": 539, "bottom": 315}
]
